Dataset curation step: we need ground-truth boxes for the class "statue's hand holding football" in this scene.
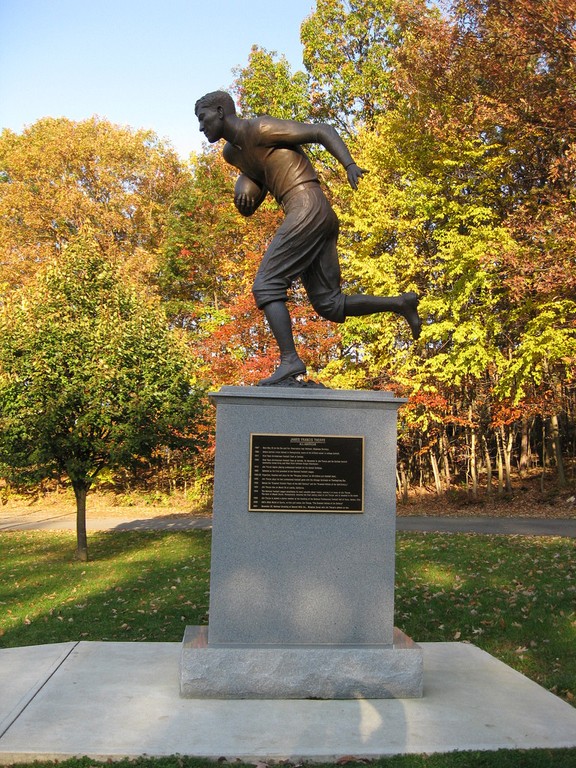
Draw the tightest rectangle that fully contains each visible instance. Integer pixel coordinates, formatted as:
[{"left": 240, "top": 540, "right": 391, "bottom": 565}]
[{"left": 234, "top": 174, "right": 266, "bottom": 217}]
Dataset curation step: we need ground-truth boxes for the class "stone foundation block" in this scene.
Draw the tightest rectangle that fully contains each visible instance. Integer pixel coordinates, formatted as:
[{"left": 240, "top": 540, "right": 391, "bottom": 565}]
[{"left": 180, "top": 626, "right": 423, "bottom": 699}]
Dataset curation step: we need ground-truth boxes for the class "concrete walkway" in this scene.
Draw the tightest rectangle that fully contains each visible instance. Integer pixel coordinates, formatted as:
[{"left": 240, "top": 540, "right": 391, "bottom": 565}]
[
  {"left": 0, "top": 510, "right": 574, "bottom": 536},
  {"left": 1, "top": 640, "right": 575, "bottom": 763}
]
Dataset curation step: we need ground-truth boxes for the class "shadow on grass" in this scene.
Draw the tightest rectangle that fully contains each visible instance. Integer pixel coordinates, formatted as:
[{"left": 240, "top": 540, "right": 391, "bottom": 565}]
[{"left": 0, "top": 530, "right": 212, "bottom": 647}]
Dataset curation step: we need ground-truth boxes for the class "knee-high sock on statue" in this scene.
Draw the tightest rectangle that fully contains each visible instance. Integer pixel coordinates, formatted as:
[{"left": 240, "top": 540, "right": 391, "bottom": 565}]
[
  {"left": 344, "top": 291, "right": 422, "bottom": 340},
  {"left": 259, "top": 301, "right": 306, "bottom": 385}
]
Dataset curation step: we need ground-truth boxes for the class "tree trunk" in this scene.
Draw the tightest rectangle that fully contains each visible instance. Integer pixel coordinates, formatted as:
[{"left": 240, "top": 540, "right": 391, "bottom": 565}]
[
  {"left": 519, "top": 417, "right": 530, "bottom": 476},
  {"left": 496, "top": 430, "right": 504, "bottom": 496},
  {"left": 470, "top": 428, "right": 478, "bottom": 498},
  {"left": 482, "top": 434, "right": 493, "bottom": 497},
  {"left": 541, "top": 421, "right": 548, "bottom": 492},
  {"left": 418, "top": 437, "right": 424, "bottom": 493},
  {"left": 398, "top": 461, "right": 409, "bottom": 504},
  {"left": 430, "top": 449, "right": 443, "bottom": 496},
  {"left": 440, "top": 430, "right": 451, "bottom": 490},
  {"left": 550, "top": 413, "right": 567, "bottom": 488},
  {"left": 502, "top": 425, "right": 513, "bottom": 494},
  {"left": 72, "top": 480, "right": 89, "bottom": 561}
]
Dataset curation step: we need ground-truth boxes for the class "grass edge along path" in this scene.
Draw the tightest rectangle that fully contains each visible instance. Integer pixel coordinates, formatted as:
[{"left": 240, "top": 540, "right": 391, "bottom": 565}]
[{"left": 2, "top": 749, "right": 576, "bottom": 768}]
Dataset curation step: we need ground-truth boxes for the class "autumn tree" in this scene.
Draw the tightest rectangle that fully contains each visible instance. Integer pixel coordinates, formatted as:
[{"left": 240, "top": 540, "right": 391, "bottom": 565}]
[
  {"left": 322, "top": 2, "right": 576, "bottom": 487},
  {"left": 0, "top": 117, "right": 187, "bottom": 291},
  {"left": 387, "top": 0, "right": 576, "bottom": 488},
  {"left": 219, "top": 0, "right": 575, "bottom": 495},
  {"left": 0, "top": 234, "right": 206, "bottom": 560}
]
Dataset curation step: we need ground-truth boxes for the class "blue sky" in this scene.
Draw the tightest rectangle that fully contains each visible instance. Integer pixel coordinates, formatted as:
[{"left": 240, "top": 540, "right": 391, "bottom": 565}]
[{"left": 0, "top": 0, "right": 315, "bottom": 159}]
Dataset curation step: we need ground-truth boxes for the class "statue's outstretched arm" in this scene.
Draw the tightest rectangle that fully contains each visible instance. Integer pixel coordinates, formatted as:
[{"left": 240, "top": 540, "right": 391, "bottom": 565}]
[
  {"left": 314, "top": 124, "right": 369, "bottom": 189},
  {"left": 260, "top": 119, "right": 368, "bottom": 189}
]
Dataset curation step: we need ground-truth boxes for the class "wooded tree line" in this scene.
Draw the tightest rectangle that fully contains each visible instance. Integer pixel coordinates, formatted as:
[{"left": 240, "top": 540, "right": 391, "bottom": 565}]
[{"left": 1, "top": 0, "right": 575, "bottom": 520}]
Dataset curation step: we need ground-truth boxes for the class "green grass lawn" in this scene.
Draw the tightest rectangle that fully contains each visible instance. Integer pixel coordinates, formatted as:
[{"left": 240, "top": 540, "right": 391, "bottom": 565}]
[
  {"left": 1, "top": 530, "right": 575, "bottom": 767},
  {"left": 0, "top": 530, "right": 212, "bottom": 646},
  {"left": 395, "top": 533, "right": 576, "bottom": 703}
]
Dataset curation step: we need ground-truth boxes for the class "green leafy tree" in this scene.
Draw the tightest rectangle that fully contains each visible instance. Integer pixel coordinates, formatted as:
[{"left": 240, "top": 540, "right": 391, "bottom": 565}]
[
  {"left": 300, "top": 0, "right": 435, "bottom": 131},
  {"left": 233, "top": 46, "right": 311, "bottom": 120},
  {"left": 0, "top": 234, "right": 206, "bottom": 560}
]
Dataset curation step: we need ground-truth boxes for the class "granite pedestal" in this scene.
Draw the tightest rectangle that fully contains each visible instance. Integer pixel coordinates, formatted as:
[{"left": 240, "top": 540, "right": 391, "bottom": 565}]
[{"left": 180, "top": 386, "right": 422, "bottom": 698}]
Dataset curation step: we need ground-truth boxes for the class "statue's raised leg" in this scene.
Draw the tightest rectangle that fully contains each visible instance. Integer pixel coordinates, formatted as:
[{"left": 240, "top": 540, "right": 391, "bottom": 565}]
[{"left": 345, "top": 291, "right": 422, "bottom": 340}]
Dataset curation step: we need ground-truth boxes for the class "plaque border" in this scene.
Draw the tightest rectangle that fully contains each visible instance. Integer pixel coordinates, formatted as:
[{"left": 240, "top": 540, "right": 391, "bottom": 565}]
[{"left": 248, "top": 433, "right": 365, "bottom": 514}]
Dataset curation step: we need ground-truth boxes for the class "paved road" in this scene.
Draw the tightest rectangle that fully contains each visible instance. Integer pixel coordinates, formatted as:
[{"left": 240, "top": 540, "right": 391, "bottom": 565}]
[
  {"left": 396, "top": 515, "right": 576, "bottom": 536},
  {"left": 0, "top": 511, "right": 574, "bottom": 536}
]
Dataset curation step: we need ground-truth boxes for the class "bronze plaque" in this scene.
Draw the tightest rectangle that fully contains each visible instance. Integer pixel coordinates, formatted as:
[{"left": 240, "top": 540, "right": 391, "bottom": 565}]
[{"left": 249, "top": 434, "right": 364, "bottom": 513}]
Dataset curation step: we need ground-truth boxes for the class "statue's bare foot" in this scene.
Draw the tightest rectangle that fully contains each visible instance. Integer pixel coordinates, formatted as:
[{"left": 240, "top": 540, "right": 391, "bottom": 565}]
[
  {"left": 400, "top": 292, "right": 422, "bottom": 340},
  {"left": 258, "top": 354, "right": 307, "bottom": 386}
]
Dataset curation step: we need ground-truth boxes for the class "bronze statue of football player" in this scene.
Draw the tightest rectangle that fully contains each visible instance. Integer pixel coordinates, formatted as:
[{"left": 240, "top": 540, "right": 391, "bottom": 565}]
[{"left": 195, "top": 90, "right": 421, "bottom": 386}]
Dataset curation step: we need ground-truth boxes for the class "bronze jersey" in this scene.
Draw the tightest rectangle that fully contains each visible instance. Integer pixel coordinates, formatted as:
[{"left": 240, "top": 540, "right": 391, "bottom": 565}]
[{"left": 223, "top": 116, "right": 318, "bottom": 204}]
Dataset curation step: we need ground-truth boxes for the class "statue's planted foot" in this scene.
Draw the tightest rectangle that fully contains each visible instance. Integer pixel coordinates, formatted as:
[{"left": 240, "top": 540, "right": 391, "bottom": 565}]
[
  {"left": 258, "top": 355, "right": 307, "bottom": 387},
  {"left": 400, "top": 292, "right": 422, "bottom": 340},
  {"left": 264, "top": 376, "right": 327, "bottom": 388}
]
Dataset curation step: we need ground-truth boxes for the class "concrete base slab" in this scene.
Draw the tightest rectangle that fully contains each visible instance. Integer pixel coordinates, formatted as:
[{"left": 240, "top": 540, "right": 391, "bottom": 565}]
[
  {"left": 0, "top": 641, "right": 575, "bottom": 763},
  {"left": 0, "top": 643, "right": 77, "bottom": 739},
  {"left": 180, "top": 626, "right": 423, "bottom": 699}
]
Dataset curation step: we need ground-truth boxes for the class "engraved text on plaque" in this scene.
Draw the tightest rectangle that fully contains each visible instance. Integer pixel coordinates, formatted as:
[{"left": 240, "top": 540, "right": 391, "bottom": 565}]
[{"left": 249, "top": 434, "right": 364, "bottom": 513}]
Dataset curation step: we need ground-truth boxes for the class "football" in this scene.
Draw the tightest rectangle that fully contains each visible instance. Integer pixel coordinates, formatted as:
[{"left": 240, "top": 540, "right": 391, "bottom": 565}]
[{"left": 234, "top": 174, "right": 266, "bottom": 216}]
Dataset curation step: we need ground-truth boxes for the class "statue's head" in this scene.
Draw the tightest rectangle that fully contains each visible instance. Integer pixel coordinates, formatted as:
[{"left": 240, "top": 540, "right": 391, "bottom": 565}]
[
  {"left": 194, "top": 91, "right": 236, "bottom": 117},
  {"left": 195, "top": 91, "right": 237, "bottom": 143}
]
